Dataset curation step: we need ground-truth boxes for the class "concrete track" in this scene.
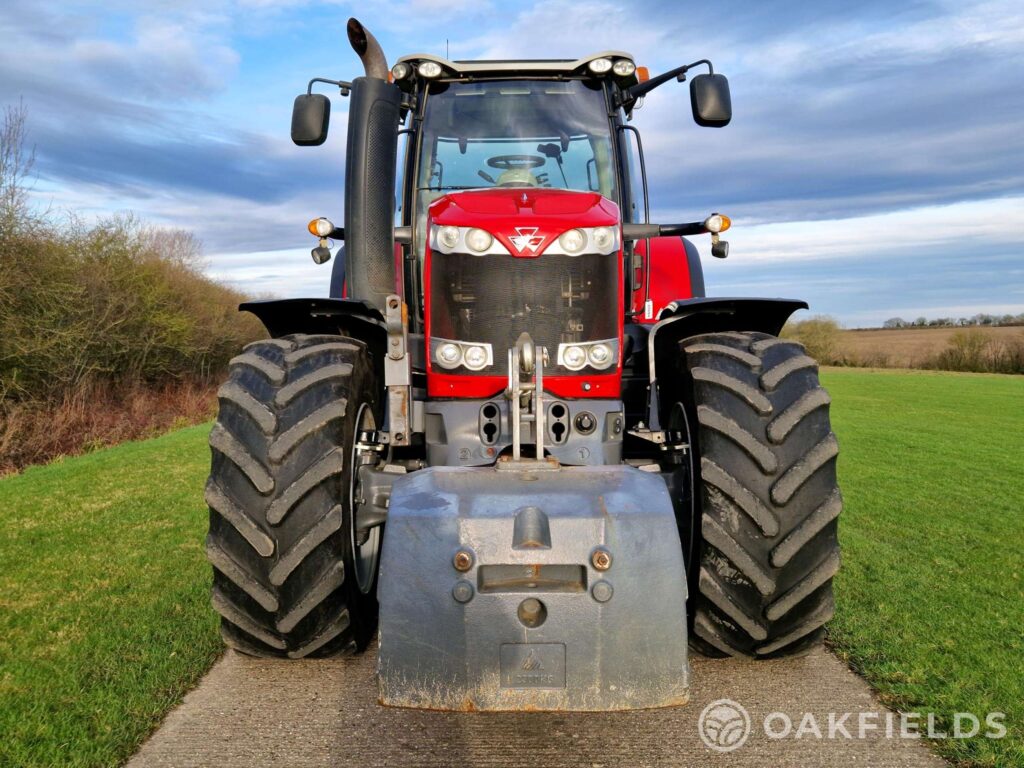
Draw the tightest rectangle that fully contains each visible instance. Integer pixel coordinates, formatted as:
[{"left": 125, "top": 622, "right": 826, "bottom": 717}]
[{"left": 128, "top": 644, "right": 948, "bottom": 767}]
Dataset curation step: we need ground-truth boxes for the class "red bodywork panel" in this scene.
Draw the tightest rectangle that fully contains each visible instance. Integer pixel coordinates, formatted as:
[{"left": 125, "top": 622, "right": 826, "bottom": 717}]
[
  {"left": 630, "top": 236, "right": 697, "bottom": 324},
  {"left": 424, "top": 189, "right": 623, "bottom": 400}
]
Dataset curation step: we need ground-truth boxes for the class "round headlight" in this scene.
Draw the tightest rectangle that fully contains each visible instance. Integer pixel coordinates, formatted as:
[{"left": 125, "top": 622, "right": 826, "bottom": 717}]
[
  {"left": 562, "top": 345, "right": 587, "bottom": 370},
  {"left": 588, "top": 343, "right": 613, "bottom": 369},
  {"left": 438, "top": 225, "right": 460, "bottom": 249},
  {"left": 418, "top": 61, "right": 443, "bottom": 78},
  {"left": 391, "top": 62, "right": 411, "bottom": 80},
  {"left": 463, "top": 345, "right": 489, "bottom": 370},
  {"left": 587, "top": 58, "right": 612, "bottom": 74},
  {"left": 558, "top": 228, "right": 586, "bottom": 254},
  {"left": 612, "top": 59, "right": 636, "bottom": 77},
  {"left": 436, "top": 342, "right": 461, "bottom": 369},
  {"left": 465, "top": 228, "right": 493, "bottom": 253},
  {"left": 591, "top": 226, "right": 615, "bottom": 252}
]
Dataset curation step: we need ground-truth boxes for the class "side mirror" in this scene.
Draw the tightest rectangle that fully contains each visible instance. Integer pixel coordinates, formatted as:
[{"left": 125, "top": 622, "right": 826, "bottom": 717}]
[
  {"left": 690, "top": 74, "right": 731, "bottom": 127},
  {"left": 291, "top": 94, "right": 331, "bottom": 146}
]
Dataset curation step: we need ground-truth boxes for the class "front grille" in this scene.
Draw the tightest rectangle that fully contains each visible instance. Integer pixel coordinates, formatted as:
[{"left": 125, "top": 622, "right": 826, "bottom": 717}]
[{"left": 429, "top": 250, "right": 618, "bottom": 375}]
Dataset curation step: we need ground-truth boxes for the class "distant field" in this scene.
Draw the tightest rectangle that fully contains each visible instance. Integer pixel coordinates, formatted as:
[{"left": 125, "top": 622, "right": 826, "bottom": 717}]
[
  {"left": 840, "top": 326, "right": 1024, "bottom": 367},
  {"left": 1, "top": 370, "right": 1021, "bottom": 767}
]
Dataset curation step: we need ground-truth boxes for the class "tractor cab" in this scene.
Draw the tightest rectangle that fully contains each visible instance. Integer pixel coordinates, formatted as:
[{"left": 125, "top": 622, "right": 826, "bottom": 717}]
[{"left": 398, "top": 51, "right": 731, "bottom": 328}]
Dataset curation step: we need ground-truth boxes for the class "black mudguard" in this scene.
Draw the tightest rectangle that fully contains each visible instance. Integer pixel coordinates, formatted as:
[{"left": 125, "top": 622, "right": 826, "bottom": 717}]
[
  {"left": 240, "top": 297, "right": 386, "bottom": 348},
  {"left": 644, "top": 297, "right": 808, "bottom": 430},
  {"left": 656, "top": 296, "right": 806, "bottom": 336}
]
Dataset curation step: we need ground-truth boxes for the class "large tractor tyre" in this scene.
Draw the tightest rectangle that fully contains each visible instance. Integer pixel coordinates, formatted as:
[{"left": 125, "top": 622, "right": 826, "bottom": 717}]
[
  {"left": 680, "top": 331, "right": 841, "bottom": 658},
  {"left": 205, "top": 334, "right": 381, "bottom": 658}
]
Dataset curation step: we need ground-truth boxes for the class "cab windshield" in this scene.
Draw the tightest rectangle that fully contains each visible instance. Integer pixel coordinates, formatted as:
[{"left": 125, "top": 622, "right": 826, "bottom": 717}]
[{"left": 415, "top": 79, "right": 617, "bottom": 227}]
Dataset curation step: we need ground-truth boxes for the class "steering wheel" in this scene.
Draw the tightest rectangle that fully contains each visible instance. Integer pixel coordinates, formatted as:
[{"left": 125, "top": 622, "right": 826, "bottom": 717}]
[{"left": 487, "top": 155, "right": 545, "bottom": 171}]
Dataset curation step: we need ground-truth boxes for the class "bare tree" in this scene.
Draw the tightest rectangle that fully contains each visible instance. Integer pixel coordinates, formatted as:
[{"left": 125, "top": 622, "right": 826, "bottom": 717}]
[{"left": 0, "top": 99, "right": 35, "bottom": 232}]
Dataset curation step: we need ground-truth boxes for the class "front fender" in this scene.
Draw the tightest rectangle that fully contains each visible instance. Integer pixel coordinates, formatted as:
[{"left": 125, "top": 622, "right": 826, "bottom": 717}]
[
  {"left": 240, "top": 297, "right": 386, "bottom": 348},
  {"left": 646, "top": 297, "right": 808, "bottom": 429},
  {"left": 656, "top": 296, "right": 807, "bottom": 336}
]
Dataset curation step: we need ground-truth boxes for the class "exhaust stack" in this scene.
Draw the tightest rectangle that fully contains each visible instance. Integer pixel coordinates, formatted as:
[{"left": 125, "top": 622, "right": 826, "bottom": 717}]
[
  {"left": 343, "top": 18, "right": 402, "bottom": 312},
  {"left": 347, "top": 18, "right": 389, "bottom": 80}
]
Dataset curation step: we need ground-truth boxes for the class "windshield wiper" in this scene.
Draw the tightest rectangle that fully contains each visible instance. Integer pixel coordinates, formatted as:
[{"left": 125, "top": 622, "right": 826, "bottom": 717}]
[{"left": 417, "top": 185, "right": 486, "bottom": 191}]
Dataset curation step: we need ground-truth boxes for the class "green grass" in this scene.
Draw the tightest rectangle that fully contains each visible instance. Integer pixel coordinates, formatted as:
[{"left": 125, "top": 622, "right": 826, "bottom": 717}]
[
  {"left": 823, "top": 369, "right": 1024, "bottom": 767},
  {"left": 0, "top": 424, "right": 220, "bottom": 767},
  {"left": 1, "top": 370, "right": 1021, "bottom": 767}
]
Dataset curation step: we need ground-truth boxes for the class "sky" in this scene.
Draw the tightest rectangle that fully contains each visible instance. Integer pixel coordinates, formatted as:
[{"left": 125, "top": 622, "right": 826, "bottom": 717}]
[{"left": 2, "top": 0, "right": 1023, "bottom": 327}]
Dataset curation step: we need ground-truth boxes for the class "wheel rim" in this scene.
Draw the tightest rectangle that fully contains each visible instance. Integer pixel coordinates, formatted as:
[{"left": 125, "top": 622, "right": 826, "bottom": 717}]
[
  {"left": 670, "top": 401, "right": 700, "bottom": 575},
  {"left": 349, "top": 403, "right": 381, "bottom": 594}
]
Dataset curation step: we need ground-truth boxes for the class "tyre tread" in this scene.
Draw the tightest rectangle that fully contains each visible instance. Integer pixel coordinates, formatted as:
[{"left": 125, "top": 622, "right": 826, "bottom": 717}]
[
  {"left": 683, "top": 331, "right": 841, "bottom": 658},
  {"left": 206, "top": 334, "right": 377, "bottom": 659}
]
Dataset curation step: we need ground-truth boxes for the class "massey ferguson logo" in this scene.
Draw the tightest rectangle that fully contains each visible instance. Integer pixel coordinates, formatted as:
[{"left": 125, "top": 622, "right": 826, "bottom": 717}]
[
  {"left": 509, "top": 226, "right": 544, "bottom": 254},
  {"left": 521, "top": 650, "right": 543, "bottom": 671}
]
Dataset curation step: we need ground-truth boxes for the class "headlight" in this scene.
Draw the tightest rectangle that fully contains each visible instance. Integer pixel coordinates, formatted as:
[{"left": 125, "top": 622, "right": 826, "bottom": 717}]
[
  {"left": 418, "top": 61, "right": 443, "bottom": 78},
  {"left": 591, "top": 227, "right": 615, "bottom": 252},
  {"left": 438, "top": 225, "right": 460, "bottom": 249},
  {"left": 558, "top": 339, "right": 619, "bottom": 371},
  {"left": 465, "top": 228, "right": 493, "bottom": 253},
  {"left": 587, "top": 58, "right": 612, "bottom": 74},
  {"left": 612, "top": 59, "right": 636, "bottom": 77},
  {"left": 588, "top": 343, "right": 613, "bottom": 368},
  {"left": 462, "top": 345, "right": 489, "bottom": 370},
  {"left": 561, "top": 345, "right": 587, "bottom": 370},
  {"left": 391, "top": 62, "right": 411, "bottom": 80},
  {"left": 434, "top": 339, "right": 493, "bottom": 371},
  {"left": 558, "top": 228, "right": 586, "bottom": 254},
  {"left": 436, "top": 342, "right": 461, "bottom": 369}
]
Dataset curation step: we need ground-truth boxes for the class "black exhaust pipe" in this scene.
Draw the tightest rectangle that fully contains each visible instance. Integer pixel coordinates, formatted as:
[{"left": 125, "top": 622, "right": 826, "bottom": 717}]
[
  {"left": 344, "top": 18, "right": 402, "bottom": 312},
  {"left": 347, "top": 18, "right": 389, "bottom": 80}
]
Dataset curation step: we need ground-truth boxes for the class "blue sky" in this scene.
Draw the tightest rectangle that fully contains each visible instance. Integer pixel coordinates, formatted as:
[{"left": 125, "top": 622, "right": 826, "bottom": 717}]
[{"left": 2, "top": 0, "right": 1023, "bottom": 326}]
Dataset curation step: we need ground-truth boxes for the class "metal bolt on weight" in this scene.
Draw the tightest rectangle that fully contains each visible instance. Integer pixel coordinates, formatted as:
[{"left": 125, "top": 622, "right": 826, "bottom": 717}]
[
  {"left": 453, "top": 549, "right": 474, "bottom": 571},
  {"left": 452, "top": 581, "right": 474, "bottom": 603},
  {"left": 591, "top": 580, "right": 613, "bottom": 602},
  {"left": 591, "top": 548, "right": 612, "bottom": 571}
]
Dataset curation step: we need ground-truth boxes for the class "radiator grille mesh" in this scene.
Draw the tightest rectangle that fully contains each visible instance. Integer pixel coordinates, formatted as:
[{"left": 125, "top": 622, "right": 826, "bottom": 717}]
[{"left": 429, "top": 251, "right": 617, "bottom": 375}]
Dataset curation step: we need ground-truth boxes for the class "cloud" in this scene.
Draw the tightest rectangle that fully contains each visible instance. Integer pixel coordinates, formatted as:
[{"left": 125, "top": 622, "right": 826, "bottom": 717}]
[
  {"left": 698, "top": 197, "right": 1024, "bottom": 325},
  {"left": 699, "top": 196, "right": 1024, "bottom": 263},
  {"left": 206, "top": 247, "right": 330, "bottom": 297}
]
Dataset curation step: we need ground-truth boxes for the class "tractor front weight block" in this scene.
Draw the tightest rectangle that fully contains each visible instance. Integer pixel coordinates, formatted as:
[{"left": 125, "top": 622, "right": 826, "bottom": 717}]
[{"left": 377, "top": 464, "right": 690, "bottom": 711}]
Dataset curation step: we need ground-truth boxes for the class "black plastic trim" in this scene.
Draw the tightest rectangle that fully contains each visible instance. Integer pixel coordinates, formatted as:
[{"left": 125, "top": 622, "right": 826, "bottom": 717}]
[{"left": 240, "top": 298, "right": 385, "bottom": 344}]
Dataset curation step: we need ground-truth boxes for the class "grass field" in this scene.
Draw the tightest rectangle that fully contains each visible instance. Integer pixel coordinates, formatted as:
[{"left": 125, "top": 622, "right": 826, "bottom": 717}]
[
  {"left": 0, "top": 425, "right": 220, "bottom": 768},
  {"left": 824, "top": 369, "right": 1024, "bottom": 767},
  {"left": 0, "top": 369, "right": 1021, "bottom": 766}
]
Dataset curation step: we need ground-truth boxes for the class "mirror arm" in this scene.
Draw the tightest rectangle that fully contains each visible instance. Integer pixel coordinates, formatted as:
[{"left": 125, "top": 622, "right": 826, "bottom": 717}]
[
  {"left": 319, "top": 226, "right": 408, "bottom": 243},
  {"left": 620, "top": 59, "right": 713, "bottom": 106},
  {"left": 307, "top": 77, "right": 353, "bottom": 97},
  {"left": 622, "top": 222, "right": 708, "bottom": 240},
  {"left": 657, "top": 222, "right": 709, "bottom": 237}
]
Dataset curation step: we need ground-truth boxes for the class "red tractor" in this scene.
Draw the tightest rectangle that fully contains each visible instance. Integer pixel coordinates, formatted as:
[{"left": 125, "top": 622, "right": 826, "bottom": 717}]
[{"left": 205, "top": 19, "right": 841, "bottom": 710}]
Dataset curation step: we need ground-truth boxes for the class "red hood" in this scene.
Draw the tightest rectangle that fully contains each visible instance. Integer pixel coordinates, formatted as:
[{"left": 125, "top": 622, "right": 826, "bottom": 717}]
[{"left": 428, "top": 188, "right": 620, "bottom": 257}]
